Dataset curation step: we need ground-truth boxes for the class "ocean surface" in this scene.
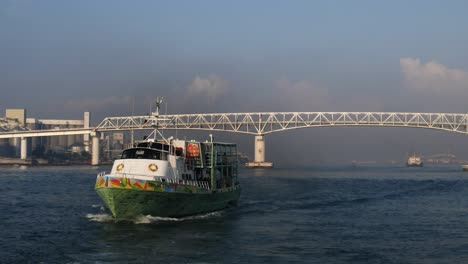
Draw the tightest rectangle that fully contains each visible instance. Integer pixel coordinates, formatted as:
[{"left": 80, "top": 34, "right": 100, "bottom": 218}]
[{"left": 2, "top": 164, "right": 468, "bottom": 263}]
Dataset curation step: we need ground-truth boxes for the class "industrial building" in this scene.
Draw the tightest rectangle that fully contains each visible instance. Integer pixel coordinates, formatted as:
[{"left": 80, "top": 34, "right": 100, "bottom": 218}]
[
  {"left": 0, "top": 109, "right": 90, "bottom": 158},
  {"left": 0, "top": 109, "right": 29, "bottom": 157}
]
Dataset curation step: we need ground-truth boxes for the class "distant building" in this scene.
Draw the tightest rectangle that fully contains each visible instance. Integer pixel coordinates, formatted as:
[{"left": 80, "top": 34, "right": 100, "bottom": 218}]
[
  {"left": 106, "top": 132, "right": 125, "bottom": 159},
  {"left": 113, "top": 132, "right": 124, "bottom": 144},
  {"left": 112, "top": 132, "right": 124, "bottom": 148},
  {"left": 5, "top": 109, "right": 26, "bottom": 125},
  {"left": 1, "top": 109, "right": 29, "bottom": 157},
  {"left": 0, "top": 109, "right": 90, "bottom": 158},
  {"left": 27, "top": 112, "right": 91, "bottom": 154}
]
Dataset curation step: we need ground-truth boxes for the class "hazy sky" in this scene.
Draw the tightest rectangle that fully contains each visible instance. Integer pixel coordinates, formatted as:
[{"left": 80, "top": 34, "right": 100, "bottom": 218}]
[{"left": 2, "top": 0, "right": 468, "bottom": 165}]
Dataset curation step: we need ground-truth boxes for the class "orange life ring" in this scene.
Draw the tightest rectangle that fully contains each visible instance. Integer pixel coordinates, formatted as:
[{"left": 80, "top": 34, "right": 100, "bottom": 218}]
[{"left": 187, "top": 143, "right": 200, "bottom": 157}]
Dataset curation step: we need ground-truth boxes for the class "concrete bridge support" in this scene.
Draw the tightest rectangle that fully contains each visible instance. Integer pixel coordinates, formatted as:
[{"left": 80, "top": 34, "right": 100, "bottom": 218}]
[
  {"left": 254, "top": 135, "right": 265, "bottom": 163},
  {"left": 84, "top": 112, "right": 90, "bottom": 152},
  {"left": 245, "top": 134, "right": 273, "bottom": 168},
  {"left": 91, "top": 134, "right": 100, "bottom": 166},
  {"left": 20, "top": 137, "right": 27, "bottom": 160}
]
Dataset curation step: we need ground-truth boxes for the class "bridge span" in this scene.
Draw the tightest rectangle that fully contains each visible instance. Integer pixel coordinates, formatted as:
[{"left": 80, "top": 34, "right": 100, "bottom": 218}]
[
  {"left": 1, "top": 112, "right": 468, "bottom": 166},
  {"left": 97, "top": 112, "right": 468, "bottom": 134},
  {"left": 97, "top": 112, "right": 468, "bottom": 167}
]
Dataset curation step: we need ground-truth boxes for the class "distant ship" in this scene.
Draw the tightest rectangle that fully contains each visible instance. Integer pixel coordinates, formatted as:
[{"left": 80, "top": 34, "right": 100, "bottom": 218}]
[
  {"left": 407, "top": 153, "right": 423, "bottom": 167},
  {"left": 245, "top": 161, "right": 273, "bottom": 168}
]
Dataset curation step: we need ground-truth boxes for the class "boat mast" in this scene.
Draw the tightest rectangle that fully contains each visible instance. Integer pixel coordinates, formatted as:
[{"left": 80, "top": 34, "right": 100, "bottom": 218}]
[
  {"left": 150, "top": 97, "right": 164, "bottom": 142},
  {"left": 153, "top": 96, "right": 163, "bottom": 116},
  {"left": 131, "top": 96, "right": 135, "bottom": 146}
]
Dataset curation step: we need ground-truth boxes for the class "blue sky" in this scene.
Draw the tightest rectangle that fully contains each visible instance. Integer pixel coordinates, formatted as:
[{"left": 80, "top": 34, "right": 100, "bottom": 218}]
[{"left": 2, "top": 0, "right": 468, "bottom": 163}]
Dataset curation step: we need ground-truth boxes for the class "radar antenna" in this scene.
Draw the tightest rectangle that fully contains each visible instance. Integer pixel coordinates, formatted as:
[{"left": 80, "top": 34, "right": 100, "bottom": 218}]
[{"left": 152, "top": 96, "right": 164, "bottom": 116}]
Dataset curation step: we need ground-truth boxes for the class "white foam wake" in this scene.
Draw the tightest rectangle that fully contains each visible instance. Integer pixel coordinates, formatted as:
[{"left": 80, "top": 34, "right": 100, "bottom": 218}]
[
  {"left": 86, "top": 210, "right": 225, "bottom": 224},
  {"left": 134, "top": 211, "right": 225, "bottom": 224},
  {"left": 86, "top": 213, "right": 114, "bottom": 222}
]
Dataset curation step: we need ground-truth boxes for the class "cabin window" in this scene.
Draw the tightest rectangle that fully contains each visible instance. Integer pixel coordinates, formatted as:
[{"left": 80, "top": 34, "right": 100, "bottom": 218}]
[
  {"left": 121, "top": 148, "right": 166, "bottom": 160},
  {"left": 137, "top": 142, "right": 149, "bottom": 148},
  {"left": 137, "top": 142, "right": 170, "bottom": 152},
  {"left": 175, "top": 148, "right": 183, "bottom": 157}
]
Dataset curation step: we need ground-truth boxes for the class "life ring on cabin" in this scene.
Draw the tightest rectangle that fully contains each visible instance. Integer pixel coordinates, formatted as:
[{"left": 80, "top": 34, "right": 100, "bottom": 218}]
[
  {"left": 187, "top": 143, "right": 200, "bottom": 157},
  {"left": 148, "top": 163, "right": 158, "bottom": 172},
  {"left": 116, "top": 163, "right": 124, "bottom": 172}
]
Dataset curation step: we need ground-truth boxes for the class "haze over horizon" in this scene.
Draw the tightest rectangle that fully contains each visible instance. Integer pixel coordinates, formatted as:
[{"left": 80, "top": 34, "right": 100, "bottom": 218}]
[{"left": 2, "top": 0, "right": 468, "bottom": 165}]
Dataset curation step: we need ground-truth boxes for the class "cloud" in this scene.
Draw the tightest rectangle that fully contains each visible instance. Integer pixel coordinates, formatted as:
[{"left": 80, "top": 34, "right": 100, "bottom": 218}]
[
  {"left": 400, "top": 57, "right": 468, "bottom": 92},
  {"left": 187, "top": 74, "right": 227, "bottom": 101},
  {"left": 274, "top": 78, "right": 330, "bottom": 110}
]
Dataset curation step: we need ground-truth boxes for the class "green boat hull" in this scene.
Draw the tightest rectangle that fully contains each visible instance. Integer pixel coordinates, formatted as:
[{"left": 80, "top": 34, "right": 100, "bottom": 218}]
[{"left": 95, "top": 182, "right": 241, "bottom": 220}]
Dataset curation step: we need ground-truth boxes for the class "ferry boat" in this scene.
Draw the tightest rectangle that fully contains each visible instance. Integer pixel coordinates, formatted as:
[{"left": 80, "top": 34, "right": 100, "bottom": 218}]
[
  {"left": 407, "top": 153, "right": 423, "bottom": 167},
  {"left": 95, "top": 100, "right": 241, "bottom": 221}
]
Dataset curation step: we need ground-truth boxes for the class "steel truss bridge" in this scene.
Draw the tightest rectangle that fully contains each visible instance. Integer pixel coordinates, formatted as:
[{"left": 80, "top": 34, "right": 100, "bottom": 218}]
[
  {"left": 96, "top": 112, "right": 468, "bottom": 135},
  {"left": 2, "top": 112, "right": 468, "bottom": 165}
]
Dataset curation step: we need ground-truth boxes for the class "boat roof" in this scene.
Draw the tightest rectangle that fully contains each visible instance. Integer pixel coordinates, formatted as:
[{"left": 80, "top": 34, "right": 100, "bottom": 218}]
[{"left": 135, "top": 139, "right": 236, "bottom": 146}]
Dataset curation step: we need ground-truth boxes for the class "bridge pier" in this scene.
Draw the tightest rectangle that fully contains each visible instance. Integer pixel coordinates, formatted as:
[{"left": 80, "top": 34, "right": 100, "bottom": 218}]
[
  {"left": 20, "top": 137, "right": 27, "bottom": 160},
  {"left": 91, "top": 134, "right": 100, "bottom": 166},
  {"left": 84, "top": 112, "right": 90, "bottom": 152},
  {"left": 245, "top": 134, "right": 273, "bottom": 168}
]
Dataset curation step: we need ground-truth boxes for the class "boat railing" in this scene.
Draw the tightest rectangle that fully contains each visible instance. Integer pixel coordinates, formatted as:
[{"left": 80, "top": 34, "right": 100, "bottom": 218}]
[{"left": 165, "top": 178, "right": 210, "bottom": 190}]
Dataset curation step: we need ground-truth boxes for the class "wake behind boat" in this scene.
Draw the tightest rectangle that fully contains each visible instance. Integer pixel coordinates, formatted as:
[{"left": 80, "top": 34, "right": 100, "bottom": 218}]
[{"left": 95, "top": 98, "right": 241, "bottom": 221}]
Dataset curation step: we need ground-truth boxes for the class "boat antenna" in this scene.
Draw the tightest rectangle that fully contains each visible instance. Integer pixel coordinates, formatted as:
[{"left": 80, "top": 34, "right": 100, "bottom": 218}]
[
  {"left": 155, "top": 97, "right": 164, "bottom": 139},
  {"left": 148, "top": 97, "right": 165, "bottom": 141}
]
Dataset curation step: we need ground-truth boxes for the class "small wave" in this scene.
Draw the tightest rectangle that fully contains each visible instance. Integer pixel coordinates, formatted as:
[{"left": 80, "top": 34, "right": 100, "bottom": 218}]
[
  {"left": 86, "top": 213, "right": 114, "bottom": 222},
  {"left": 239, "top": 200, "right": 276, "bottom": 210}
]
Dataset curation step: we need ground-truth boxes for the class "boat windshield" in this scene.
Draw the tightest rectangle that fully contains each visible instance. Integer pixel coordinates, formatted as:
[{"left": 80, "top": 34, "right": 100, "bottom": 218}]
[
  {"left": 137, "top": 141, "right": 183, "bottom": 157},
  {"left": 121, "top": 148, "right": 166, "bottom": 160},
  {"left": 137, "top": 142, "right": 170, "bottom": 152}
]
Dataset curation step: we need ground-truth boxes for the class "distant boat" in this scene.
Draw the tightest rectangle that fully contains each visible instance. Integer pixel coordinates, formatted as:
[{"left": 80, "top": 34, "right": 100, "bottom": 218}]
[
  {"left": 407, "top": 153, "right": 423, "bottom": 167},
  {"left": 462, "top": 165, "right": 468, "bottom": 171},
  {"left": 245, "top": 161, "right": 273, "bottom": 168}
]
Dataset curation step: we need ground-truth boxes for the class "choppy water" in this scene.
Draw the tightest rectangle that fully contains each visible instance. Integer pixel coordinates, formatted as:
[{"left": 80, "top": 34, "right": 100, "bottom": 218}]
[{"left": 2, "top": 164, "right": 468, "bottom": 263}]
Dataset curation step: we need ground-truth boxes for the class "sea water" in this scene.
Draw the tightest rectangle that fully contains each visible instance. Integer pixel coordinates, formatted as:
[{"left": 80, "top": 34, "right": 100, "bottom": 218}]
[{"left": 2, "top": 165, "right": 468, "bottom": 263}]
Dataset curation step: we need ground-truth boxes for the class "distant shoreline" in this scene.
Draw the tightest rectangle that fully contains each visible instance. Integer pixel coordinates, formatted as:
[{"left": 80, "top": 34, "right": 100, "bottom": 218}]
[{"left": 0, "top": 157, "right": 113, "bottom": 166}]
